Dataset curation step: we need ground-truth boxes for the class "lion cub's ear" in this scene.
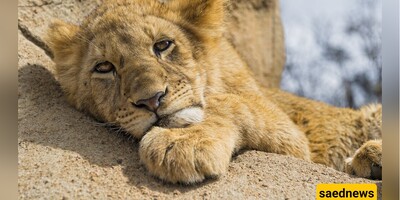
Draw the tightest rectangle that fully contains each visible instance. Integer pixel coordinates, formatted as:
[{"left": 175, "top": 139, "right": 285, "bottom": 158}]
[
  {"left": 45, "top": 20, "right": 81, "bottom": 63},
  {"left": 168, "top": 0, "right": 225, "bottom": 31}
]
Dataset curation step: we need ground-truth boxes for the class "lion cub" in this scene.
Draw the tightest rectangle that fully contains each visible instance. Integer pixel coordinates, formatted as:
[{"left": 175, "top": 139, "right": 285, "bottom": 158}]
[{"left": 46, "top": 0, "right": 382, "bottom": 184}]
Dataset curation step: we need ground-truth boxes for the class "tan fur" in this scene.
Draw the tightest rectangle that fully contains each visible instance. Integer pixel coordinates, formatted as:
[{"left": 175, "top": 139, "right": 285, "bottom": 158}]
[{"left": 46, "top": 0, "right": 382, "bottom": 184}]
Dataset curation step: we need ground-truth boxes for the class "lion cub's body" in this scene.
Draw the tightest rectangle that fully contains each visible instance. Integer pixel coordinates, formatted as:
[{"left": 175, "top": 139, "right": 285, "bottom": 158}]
[{"left": 46, "top": 0, "right": 382, "bottom": 184}]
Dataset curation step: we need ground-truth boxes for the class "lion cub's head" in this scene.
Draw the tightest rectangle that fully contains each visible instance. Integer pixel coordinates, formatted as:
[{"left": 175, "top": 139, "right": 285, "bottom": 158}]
[{"left": 46, "top": 0, "right": 225, "bottom": 138}]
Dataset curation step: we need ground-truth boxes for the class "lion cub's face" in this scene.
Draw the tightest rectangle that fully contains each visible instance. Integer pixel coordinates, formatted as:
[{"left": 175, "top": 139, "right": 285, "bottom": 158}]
[{"left": 46, "top": 0, "right": 224, "bottom": 138}]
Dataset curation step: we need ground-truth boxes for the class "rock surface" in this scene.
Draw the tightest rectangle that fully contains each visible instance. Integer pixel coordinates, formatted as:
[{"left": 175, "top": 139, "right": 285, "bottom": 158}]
[
  {"left": 226, "top": 0, "right": 285, "bottom": 88},
  {"left": 18, "top": 0, "right": 381, "bottom": 199}
]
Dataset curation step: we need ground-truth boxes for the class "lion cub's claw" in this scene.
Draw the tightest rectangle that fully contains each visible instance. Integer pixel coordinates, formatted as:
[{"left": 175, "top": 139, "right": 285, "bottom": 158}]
[
  {"left": 345, "top": 140, "right": 382, "bottom": 180},
  {"left": 139, "top": 127, "right": 228, "bottom": 184}
]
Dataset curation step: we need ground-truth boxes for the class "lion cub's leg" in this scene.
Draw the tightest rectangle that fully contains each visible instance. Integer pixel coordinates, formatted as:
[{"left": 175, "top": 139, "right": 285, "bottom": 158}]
[
  {"left": 236, "top": 95, "right": 311, "bottom": 161},
  {"left": 139, "top": 115, "right": 241, "bottom": 184},
  {"left": 139, "top": 94, "right": 310, "bottom": 184},
  {"left": 345, "top": 139, "right": 382, "bottom": 180},
  {"left": 345, "top": 104, "right": 382, "bottom": 179}
]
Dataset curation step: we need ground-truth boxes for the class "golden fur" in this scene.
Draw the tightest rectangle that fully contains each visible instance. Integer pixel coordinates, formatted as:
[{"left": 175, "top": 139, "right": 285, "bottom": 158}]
[{"left": 46, "top": 0, "right": 382, "bottom": 184}]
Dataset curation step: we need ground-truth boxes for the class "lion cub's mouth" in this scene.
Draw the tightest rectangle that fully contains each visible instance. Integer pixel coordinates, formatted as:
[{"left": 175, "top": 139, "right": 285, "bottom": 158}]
[{"left": 154, "top": 107, "right": 204, "bottom": 128}]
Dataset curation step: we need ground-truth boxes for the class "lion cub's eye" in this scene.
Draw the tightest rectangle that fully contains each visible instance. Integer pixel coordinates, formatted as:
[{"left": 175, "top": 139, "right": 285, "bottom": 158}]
[
  {"left": 94, "top": 61, "right": 115, "bottom": 73},
  {"left": 153, "top": 40, "right": 173, "bottom": 56}
]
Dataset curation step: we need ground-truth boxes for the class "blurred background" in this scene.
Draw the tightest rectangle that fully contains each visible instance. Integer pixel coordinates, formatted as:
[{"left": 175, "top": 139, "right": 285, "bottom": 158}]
[{"left": 279, "top": 0, "right": 381, "bottom": 108}]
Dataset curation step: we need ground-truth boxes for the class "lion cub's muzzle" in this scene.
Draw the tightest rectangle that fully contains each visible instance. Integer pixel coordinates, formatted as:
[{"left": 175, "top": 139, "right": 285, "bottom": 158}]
[
  {"left": 130, "top": 87, "right": 204, "bottom": 129},
  {"left": 132, "top": 90, "right": 166, "bottom": 112},
  {"left": 155, "top": 107, "right": 204, "bottom": 128}
]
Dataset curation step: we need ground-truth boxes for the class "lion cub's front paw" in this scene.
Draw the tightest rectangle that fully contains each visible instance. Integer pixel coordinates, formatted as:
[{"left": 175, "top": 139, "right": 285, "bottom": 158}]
[
  {"left": 345, "top": 140, "right": 382, "bottom": 180},
  {"left": 139, "top": 127, "right": 230, "bottom": 184}
]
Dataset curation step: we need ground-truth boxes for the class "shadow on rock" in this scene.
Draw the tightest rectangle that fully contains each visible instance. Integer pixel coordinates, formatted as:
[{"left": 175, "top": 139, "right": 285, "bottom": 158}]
[{"left": 18, "top": 64, "right": 212, "bottom": 194}]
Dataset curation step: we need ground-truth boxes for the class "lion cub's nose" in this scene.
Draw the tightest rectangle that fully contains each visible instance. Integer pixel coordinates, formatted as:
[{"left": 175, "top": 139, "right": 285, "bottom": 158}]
[{"left": 134, "top": 91, "right": 165, "bottom": 112}]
